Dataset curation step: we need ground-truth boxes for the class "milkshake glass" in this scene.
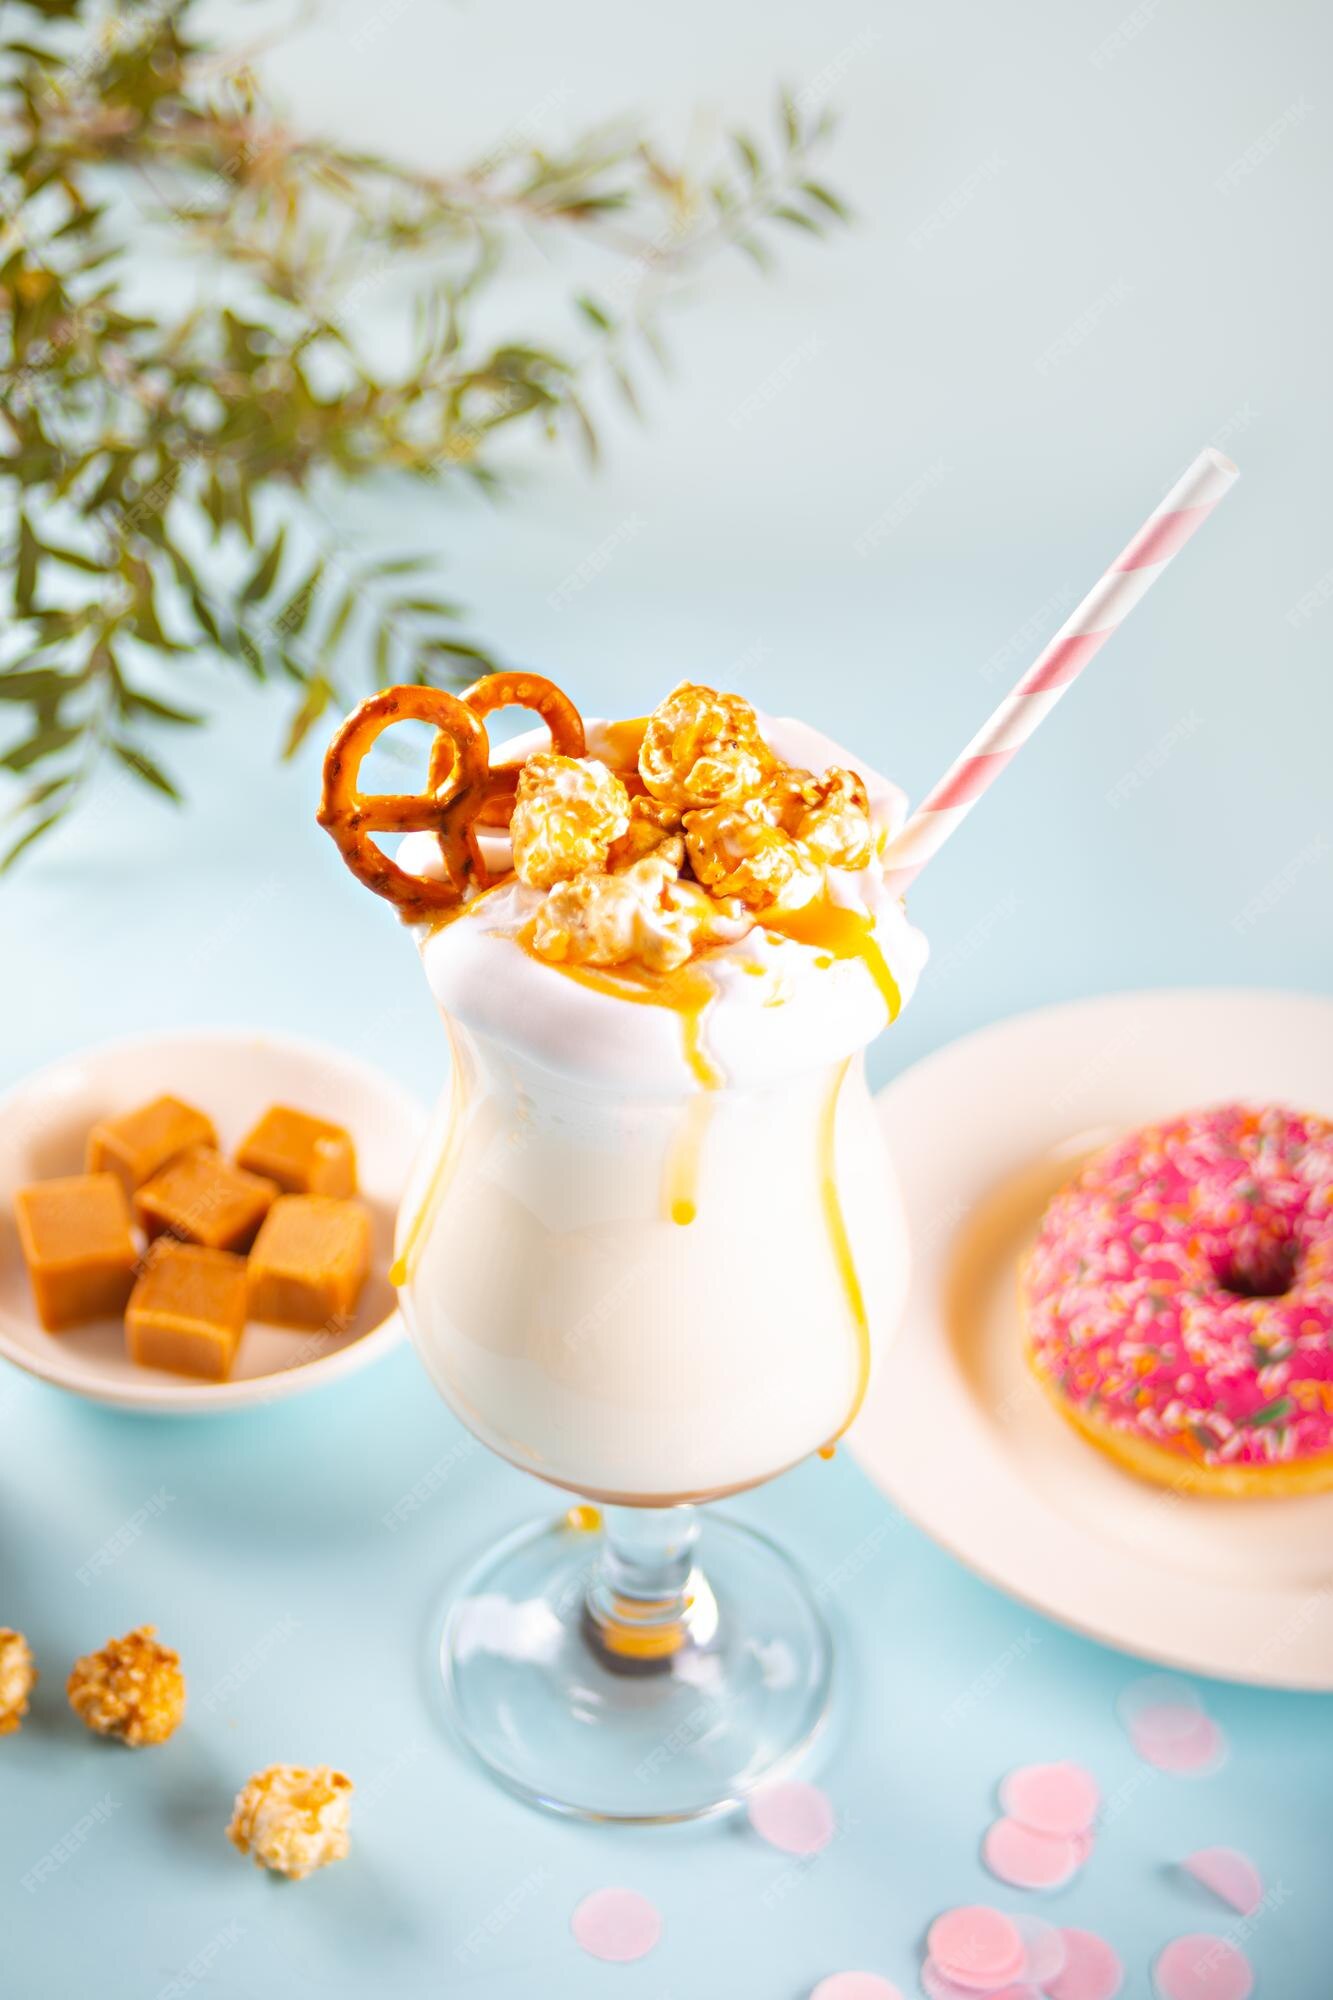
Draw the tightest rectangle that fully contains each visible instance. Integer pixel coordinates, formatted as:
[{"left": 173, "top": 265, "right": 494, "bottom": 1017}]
[{"left": 383, "top": 707, "right": 926, "bottom": 1820}]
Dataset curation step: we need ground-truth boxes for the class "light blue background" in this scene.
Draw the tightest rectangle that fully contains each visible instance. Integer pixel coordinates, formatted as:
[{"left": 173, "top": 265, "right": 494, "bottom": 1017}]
[{"left": 2, "top": 0, "right": 1331, "bottom": 1994}]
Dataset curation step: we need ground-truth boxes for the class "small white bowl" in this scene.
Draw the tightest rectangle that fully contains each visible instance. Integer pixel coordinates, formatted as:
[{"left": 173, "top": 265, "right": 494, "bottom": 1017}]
[{"left": 0, "top": 1029, "right": 427, "bottom": 1414}]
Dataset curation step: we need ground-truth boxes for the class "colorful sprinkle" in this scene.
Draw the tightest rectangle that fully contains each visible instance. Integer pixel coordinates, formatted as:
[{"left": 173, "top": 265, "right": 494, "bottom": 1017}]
[
  {"left": 1000, "top": 1762, "right": 1100, "bottom": 1838},
  {"left": 747, "top": 1780, "right": 836, "bottom": 1856},
  {"left": 1153, "top": 1934, "right": 1253, "bottom": 2000},
  {"left": 570, "top": 1887, "right": 662, "bottom": 1963},
  {"left": 982, "top": 1817, "right": 1085, "bottom": 1891},
  {"left": 1182, "top": 1846, "right": 1264, "bottom": 1917},
  {"left": 1045, "top": 1929, "right": 1125, "bottom": 2000}
]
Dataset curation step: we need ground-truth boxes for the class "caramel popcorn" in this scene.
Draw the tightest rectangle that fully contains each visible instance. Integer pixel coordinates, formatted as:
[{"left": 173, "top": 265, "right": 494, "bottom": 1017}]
[
  {"left": 531, "top": 854, "right": 747, "bottom": 973},
  {"left": 67, "top": 1625, "right": 185, "bottom": 1746},
  {"left": 683, "top": 801, "right": 822, "bottom": 914},
  {"left": 0, "top": 1629, "right": 36, "bottom": 1735},
  {"left": 790, "top": 767, "right": 873, "bottom": 870},
  {"left": 607, "top": 794, "right": 685, "bottom": 871},
  {"left": 510, "top": 752, "right": 631, "bottom": 890},
  {"left": 228, "top": 1764, "right": 353, "bottom": 1879},
  {"left": 639, "top": 682, "right": 774, "bottom": 810}
]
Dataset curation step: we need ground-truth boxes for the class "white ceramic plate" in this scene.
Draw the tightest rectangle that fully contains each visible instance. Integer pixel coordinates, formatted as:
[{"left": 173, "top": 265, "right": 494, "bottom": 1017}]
[
  {"left": 0, "top": 1030, "right": 427, "bottom": 1414},
  {"left": 853, "top": 988, "right": 1333, "bottom": 1691}
]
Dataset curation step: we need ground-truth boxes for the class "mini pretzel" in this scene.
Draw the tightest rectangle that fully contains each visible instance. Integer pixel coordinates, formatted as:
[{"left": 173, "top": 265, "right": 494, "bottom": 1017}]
[
  {"left": 318, "top": 685, "right": 491, "bottom": 917},
  {"left": 437, "top": 672, "right": 587, "bottom": 828}
]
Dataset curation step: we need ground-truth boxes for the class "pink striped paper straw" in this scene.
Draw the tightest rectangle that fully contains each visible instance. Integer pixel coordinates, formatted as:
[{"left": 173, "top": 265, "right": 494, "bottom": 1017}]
[{"left": 882, "top": 447, "right": 1239, "bottom": 896}]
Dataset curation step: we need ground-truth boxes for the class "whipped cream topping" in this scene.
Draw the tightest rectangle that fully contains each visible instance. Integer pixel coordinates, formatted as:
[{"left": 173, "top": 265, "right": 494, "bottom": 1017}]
[{"left": 401, "top": 711, "right": 928, "bottom": 1092}]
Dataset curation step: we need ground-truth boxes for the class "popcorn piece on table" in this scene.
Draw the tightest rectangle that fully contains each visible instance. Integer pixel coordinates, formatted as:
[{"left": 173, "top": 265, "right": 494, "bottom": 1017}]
[
  {"left": 14, "top": 1173, "right": 138, "bottom": 1331},
  {"left": 247, "top": 1195, "right": 371, "bottom": 1329},
  {"left": 639, "top": 682, "right": 775, "bottom": 810},
  {"left": 0, "top": 1629, "right": 36, "bottom": 1734},
  {"left": 228, "top": 1764, "right": 353, "bottom": 1879},
  {"left": 684, "top": 801, "right": 822, "bottom": 914},
  {"left": 67, "top": 1626, "right": 185, "bottom": 1745},
  {"left": 531, "top": 854, "right": 748, "bottom": 974},
  {"left": 510, "top": 752, "right": 631, "bottom": 889},
  {"left": 133, "top": 1148, "right": 277, "bottom": 1254},
  {"left": 86, "top": 1094, "right": 217, "bottom": 1196},
  {"left": 236, "top": 1105, "right": 357, "bottom": 1199},
  {"left": 126, "top": 1244, "right": 247, "bottom": 1382}
]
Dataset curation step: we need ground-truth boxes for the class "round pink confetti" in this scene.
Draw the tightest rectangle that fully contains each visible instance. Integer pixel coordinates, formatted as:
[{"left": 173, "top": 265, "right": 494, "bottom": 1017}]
[
  {"left": 1132, "top": 1702, "right": 1213, "bottom": 1748},
  {"left": 982, "top": 1817, "right": 1084, "bottom": 1891},
  {"left": 1045, "top": 1929, "right": 1125, "bottom": 2000},
  {"left": 1131, "top": 1713, "right": 1228, "bottom": 1776},
  {"left": 1117, "top": 1676, "right": 1203, "bottom": 1737},
  {"left": 570, "top": 1887, "right": 662, "bottom": 1964},
  {"left": 921, "top": 1963, "right": 1038, "bottom": 2000},
  {"left": 1154, "top": 1934, "right": 1253, "bottom": 2000},
  {"left": 1013, "top": 1913, "right": 1067, "bottom": 1985},
  {"left": 747, "top": 1780, "right": 836, "bottom": 1857},
  {"left": 1000, "top": 1761, "right": 1100, "bottom": 1837},
  {"left": 810, "top": 1977, "right": 904, "bottom": 2000},
  {"left": 1182, "top": 1847, "right": 1264, "bottom": 1918},
  {"left": 927, "top": 1907, "right": 1025, "bottom": 1990}
]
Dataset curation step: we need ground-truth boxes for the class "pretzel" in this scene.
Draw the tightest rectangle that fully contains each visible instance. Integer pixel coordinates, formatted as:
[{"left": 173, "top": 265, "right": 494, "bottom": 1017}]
[
  {"left": 319, "top": 672, "right": 589, "bottom": 918},
  {"left": 317, "top": 685, "right": 491, "bottom": 917},
  {"left": 438, "top": 672, "right": 587, "bottom": 827}
]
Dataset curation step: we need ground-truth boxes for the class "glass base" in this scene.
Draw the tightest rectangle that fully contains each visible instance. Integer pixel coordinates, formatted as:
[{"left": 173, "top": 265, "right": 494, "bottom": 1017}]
[{"left": 440, "top": 1508, "right": 832, "bottom": 1823}]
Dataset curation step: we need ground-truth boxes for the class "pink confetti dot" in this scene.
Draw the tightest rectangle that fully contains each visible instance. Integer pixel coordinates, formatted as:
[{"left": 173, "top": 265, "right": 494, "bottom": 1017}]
[
  {"left": 921, "top": 1963, "right": 1038, "bottom": 2000},
  {"left": 982, "top": 1817, "right": 1085, "bottom": 1891},
  {"left": 1045, "top": 1929, "right": 1125, "bottom": 2000},
  {"left": 747, "top": 1780, "right": 836, "bottom": 1857},
  {"left": 1000, "top": 1761, "right": 1100, "bottom": 1837},
  {"left": 1013, "top": 1913, "right": 1067, "bottom": 1985},
  {"left": 570, "top": 1887, "right": 662, "bottom": 1964},
  {"left": 926, "top": 1907, "right": 1025, "bottom": 1990},
  {"left": 1117, "top": 1677, "right": 1203, "bottom": 1736},
  {"left": 810, "top": 1976, "right": 904, "bottom": 2000},
  {"left": 1131, "top": 1712, "right": 1228, "bottom": 1776},
  {"left": 1153, "top": 1934, "right": 1254, "bottom": 2000},
  {"left": 1182, "top": 1846, "right": 1264, "bottom": 1917}
]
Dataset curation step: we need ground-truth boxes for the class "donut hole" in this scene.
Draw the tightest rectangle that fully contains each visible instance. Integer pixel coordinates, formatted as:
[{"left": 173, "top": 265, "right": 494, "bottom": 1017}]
[{"left": 1217, "top": 1241, "right": 1299, "bottom": 1300}]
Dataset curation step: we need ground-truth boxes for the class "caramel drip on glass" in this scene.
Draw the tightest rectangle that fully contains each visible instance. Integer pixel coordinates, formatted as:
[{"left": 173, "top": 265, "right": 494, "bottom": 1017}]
[
  {"left": 764, "top": 895, "right": 901, "bottom": 1022},
  {"left": 389, "top": 1020, "right": 468, "bottom": 1288},
  {"left": 819, "top": 1056, "right": 871, "bottom": 1444}
]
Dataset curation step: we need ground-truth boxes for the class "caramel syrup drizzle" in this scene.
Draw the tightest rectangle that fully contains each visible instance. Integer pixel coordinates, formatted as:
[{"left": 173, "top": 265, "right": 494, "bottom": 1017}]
[{"left": 389, "top": 1018, "right": 469, "bottom": 1289}]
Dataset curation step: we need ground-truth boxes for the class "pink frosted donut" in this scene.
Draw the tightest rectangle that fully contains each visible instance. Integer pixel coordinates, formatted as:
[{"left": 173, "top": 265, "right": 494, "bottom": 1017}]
[{"left": 1024, "top": 1103, "right": 1333, "bottom": 1496}]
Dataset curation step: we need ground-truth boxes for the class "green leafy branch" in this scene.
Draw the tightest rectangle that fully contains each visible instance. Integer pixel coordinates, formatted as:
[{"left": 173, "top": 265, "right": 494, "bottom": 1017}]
[{"left": 0, "top": 0, "right": 847, "bottom": 869}]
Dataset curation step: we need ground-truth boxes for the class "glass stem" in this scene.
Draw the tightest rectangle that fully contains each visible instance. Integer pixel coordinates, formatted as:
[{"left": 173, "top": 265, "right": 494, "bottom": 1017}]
[{"left": 583, "top": 1504, "right": 717, "bottom": 1672}]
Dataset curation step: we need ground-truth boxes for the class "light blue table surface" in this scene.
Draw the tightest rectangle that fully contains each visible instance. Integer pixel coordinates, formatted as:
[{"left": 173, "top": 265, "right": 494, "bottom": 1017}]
[{"left": 3, "top": 0, "right": 1332, "bottom": 1993}]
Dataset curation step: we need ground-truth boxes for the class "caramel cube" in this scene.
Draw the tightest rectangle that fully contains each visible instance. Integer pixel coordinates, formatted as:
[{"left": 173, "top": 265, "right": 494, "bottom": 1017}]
[
  {"left": 236, "top": 1105, "right": 357, "bottom": 1199},
  {"left": 86, "top": 1094, "right": 217, "bottom": 1196},
  {"left": 14, "top": 1175, "right": 137, "bottom": 1331},
  {"left": 126, "top": 1244, "right": 247, "bottom": 1381},
  {"left": 247, "top": 1197, "right": 371, "bottom": 1330},
  {"left": 134, "top": 1148, "right": 277, "bottom": 1253}
]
